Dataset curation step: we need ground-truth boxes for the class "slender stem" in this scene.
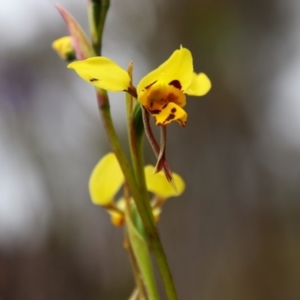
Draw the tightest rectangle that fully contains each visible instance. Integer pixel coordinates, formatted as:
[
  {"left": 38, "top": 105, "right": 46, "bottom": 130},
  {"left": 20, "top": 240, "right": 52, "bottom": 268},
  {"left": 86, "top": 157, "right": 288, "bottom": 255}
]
[
  {"left": 126, "top": 92, "right": 161, "bottom": 300},
  {"left": 96, "top": 89, "right": 152, "bottom": 236},
  {"left": 87, "top": 0, "right": 110, "bottom": 54},
  {"left": 97, "top": 90, "right": 178, "bottom": 300},
  {"left": 125, "top": 93, "right": 139, "bottom": 178},
  {"left": 124, "top": 184, "right": 147, "bottom": 300},
  {"left": 125, "top": 235, "right": 147, "bottom": 300},
  {"left": 127, "top": 103, "right": 178, "bottom": 299},
  {"left": 88, "top": 1, "right": 178, "bottom": 299}
]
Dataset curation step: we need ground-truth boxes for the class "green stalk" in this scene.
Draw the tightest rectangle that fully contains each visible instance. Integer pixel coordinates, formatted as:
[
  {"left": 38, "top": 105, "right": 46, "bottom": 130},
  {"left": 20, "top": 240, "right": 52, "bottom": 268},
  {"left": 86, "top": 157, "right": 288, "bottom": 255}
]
[
  {"left": 89, "top": 2, "right": 178, "bottom": 298},
  {"left": 127, "top": 100, "right": 179, "bottom": 299},
  {"left": 97, "top": 90, "right": 178, "bottom": 300},
  {"left": 125, "top": 233, "right": 147, "bottom": 300},
  {"left": 87, "top": 0, "right": 110, "bottom": 54},
  {"left": 125, "top": 93, "right": 160, "bottom": 299}
]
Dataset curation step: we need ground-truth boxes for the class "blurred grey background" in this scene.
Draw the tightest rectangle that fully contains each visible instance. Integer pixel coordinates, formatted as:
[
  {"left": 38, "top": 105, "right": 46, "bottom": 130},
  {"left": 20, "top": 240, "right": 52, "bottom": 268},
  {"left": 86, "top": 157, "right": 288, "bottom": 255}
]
[{"left": 1, "top": 0, "right": 300, "bottom": 299}]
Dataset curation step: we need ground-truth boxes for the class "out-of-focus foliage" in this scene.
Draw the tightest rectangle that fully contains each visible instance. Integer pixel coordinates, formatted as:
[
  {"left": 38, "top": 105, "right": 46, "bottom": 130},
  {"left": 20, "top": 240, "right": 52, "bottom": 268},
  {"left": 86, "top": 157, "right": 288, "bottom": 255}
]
[{"left": 1, "top": 0, "right": 300, "bottom": 299}]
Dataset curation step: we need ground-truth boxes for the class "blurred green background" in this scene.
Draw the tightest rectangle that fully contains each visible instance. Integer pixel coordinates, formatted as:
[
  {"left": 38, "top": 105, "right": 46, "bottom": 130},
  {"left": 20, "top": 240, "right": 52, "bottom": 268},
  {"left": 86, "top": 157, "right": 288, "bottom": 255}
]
[{"left": 1, "top": 0, "right": 300, "bottom": 299}]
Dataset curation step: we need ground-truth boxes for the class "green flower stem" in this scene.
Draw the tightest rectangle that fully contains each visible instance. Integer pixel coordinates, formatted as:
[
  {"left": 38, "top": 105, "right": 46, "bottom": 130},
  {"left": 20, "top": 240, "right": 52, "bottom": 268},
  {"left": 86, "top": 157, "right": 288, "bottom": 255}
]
[
  {"left": 90, "top": 3, "right": 178, "bottom": 298},
  {"left": 125, "top": 93, "right": 139, "bottom": 177},
  {"left": 126, "top": 100, "right": 178, "bottom": 300},
  {"left": 87, "top": 0, "right": 110, "bottom": 55},
  {"left": 123, "top": 184, "right": 147, "bottom": 298},
  {"left": 125, "top": 94, "right": 160, "bottom": 299},
  {"left": 97, "top": 89, "right": 178, "bottom": 300},
  {"left": 125, "top": 233, "right": 147, "bottom": 300}
]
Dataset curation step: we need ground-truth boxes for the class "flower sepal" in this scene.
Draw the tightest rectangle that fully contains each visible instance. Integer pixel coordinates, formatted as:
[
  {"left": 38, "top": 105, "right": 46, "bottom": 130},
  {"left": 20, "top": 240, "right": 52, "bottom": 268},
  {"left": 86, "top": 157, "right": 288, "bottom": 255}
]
[{"left": 56, "top": 4, "right": 95, "bottom": 60}]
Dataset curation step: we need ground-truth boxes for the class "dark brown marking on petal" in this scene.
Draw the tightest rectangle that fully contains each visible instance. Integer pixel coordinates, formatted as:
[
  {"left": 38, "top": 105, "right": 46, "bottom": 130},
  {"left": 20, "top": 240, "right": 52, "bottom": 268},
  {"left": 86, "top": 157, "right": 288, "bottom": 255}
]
[
  {"left": 169, "top": 80, "right": 181, "bottom": 90},
  {"left": 171, "top": 107, "right": 176, "bottom": 113},
  {"left": 165, "top": 113, "right": 175, "bottom": 123},
  {"left": 150, "top": 101, "right": 153, "bottom": 108},
  {"left": 144, "top": 80, "right": 157, "bottom": 91},
  {"left": 149, "top": 109, "right": 161, "bottom": 115},
  {"left": 162, "top": 103, "right": 168, "bottom": 109},
  {"left": 90, "top": 78, "right": 99, "bottom": 82}
]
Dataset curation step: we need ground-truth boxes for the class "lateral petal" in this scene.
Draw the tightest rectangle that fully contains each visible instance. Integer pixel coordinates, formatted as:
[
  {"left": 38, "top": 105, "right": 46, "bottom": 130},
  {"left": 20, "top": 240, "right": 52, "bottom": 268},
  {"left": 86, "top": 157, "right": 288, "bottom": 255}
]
[
  {"left": 145, "top": 165, "right": 185, "bottom": 198},
  {"left": 89, "top": 153, "right": 124, "bottom": 205},
  {"left": 68, "top": 57, "right": 130, "bottom": 92},
  {"left": 185, "top": 72, "right": 211, "bottom": 96}
]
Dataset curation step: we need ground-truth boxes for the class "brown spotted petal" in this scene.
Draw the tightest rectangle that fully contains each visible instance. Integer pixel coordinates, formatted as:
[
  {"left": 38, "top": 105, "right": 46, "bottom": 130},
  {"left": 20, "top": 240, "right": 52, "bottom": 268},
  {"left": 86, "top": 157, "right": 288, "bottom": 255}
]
[{"left": 154, "top": 102, "right": 187, "bottom": 127}]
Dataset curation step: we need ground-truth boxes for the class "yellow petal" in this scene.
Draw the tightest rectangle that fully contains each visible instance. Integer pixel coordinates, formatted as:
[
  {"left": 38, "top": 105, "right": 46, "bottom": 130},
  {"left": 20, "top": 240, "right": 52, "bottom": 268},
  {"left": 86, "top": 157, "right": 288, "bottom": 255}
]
[
  {"left": 152, "top": 102, "right": 187, "bottom": 126},
  {"left": 137, "top": 47, "right": 193, "bottom": 97},
  {"left": 89, "top": 153, "right": 124, "bottom": 205},
  {"left": 68, "top": 57, "right": 130, "bottom": 92},
  {"left": 52, "top": 36, "right": 74, "bottom": 60},
  {"left": 185, "top": 72, "right": 211, "bottom": 96},
  {"left": 145, "top": 165, "right": 185, "bottom": 198}
]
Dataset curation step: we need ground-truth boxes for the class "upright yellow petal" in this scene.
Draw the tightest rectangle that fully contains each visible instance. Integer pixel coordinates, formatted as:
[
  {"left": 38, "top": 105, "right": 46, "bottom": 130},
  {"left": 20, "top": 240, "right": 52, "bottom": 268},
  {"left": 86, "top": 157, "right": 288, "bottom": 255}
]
[
  {"left": 89, "top": 153, "right": 124, "bottom": 205},
  {"left": 68, "top": 57, "right": 130, "bottom": 92},
  {"left": 145, "top": 165, "right": 185, "bottom": 198},
  {"left": 185, "top": 72, "right": 211, "bottom": 96},
  {"left": 137, "top": 47, "right": 193, "bottom": 97}
]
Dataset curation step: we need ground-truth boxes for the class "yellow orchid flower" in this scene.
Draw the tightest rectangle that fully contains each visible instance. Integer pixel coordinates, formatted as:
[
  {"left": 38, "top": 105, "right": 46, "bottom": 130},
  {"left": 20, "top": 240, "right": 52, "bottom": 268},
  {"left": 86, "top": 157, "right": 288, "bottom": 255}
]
[
  {"left": 68, "top": 46, "right": 211, "bottom": 126},
  {"left": 89, "top": 152, "right": 185, "bottom": 226},
  {"left": 52, "top": 36, "right": 76, "bottom": 61}
]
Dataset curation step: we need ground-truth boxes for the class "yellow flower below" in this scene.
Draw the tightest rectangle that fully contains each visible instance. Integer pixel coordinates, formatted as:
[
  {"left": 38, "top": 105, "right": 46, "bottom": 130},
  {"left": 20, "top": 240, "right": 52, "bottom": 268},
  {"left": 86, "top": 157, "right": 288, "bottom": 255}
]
[{"left": 89, "top": 153, "right": 185, "bottom": 226}]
